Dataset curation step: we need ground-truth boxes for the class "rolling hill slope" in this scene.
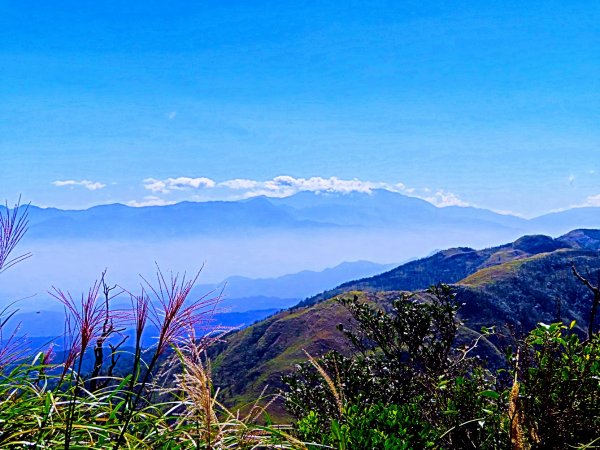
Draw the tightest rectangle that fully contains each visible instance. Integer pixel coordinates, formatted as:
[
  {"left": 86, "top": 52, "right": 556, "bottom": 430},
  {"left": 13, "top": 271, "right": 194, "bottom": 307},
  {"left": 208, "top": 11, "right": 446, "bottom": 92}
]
[{"left": 209, "top": 229, "right": 600, "bottom": 414}]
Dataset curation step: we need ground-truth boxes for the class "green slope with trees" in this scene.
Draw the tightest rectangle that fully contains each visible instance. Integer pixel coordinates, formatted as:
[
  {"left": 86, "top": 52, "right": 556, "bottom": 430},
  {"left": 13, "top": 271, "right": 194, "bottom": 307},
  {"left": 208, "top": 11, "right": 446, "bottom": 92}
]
[{"left": 210, "top": 230, "right": 600, "bottom": 417}]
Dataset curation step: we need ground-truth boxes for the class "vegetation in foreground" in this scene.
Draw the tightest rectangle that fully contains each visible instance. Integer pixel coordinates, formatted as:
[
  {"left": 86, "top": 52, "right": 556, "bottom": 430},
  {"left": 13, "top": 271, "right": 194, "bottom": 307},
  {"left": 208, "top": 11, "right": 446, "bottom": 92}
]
[
  {"left": 1, "top": 201, "right": 599, "bottom": 449},
  {"left": 0, "top": 202, "right": 304, "bottom": 449},
  {"left": 282, "top": 286, "right": 600, "bottom": 449}
]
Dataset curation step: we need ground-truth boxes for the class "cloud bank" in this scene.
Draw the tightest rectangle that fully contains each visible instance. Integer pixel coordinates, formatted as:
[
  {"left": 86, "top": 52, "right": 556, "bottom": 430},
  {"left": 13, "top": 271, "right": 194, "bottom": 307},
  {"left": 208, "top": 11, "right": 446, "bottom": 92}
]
[
  {"left": 423, "top": 190, "right": 469, "bottom": 208},
  {"left": 584, "top": 194, "right": 600, "bottom": 207},
  {"left": 52, "top": 180, "right": 106, "bottom": 190},
  {"left": 135, "top": 175, "right": 468, "bottom": 208},
  {"left": 143, "top": 177, "right": 216, "bottom": 194},
  {"left": 219, "top": 175, "right": 409, "bottom": 197},
  {"left": 127, "top": 196, "right": 177, "bottom": 207}
]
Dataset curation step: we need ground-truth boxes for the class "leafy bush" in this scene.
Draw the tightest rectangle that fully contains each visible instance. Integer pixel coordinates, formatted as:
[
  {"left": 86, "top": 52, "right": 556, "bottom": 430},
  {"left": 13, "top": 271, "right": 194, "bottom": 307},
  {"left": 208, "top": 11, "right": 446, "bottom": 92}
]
[
  {"left": 297, "top": 403, "right": 437, "bottom": 450},
  {"left": 283, "top": 282, "right": 600, "bottom": 449},
  {"left": 283, "top": 285, "right": 510, "bottom": 449},
  {"left": 511, "top": 322, "right": 600, "bottom": 449}
]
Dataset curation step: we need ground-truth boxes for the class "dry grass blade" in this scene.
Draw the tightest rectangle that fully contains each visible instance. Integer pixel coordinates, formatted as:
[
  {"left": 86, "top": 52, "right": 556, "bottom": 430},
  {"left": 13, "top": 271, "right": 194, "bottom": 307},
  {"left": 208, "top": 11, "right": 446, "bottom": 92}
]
[
  {"left": 508, "top": 380, "right": 525, "bottom": 450},
  {"left": 142, "top": 265, "right": 221, "bottom": 356},
  {"left": 176, "top": 344, "right": 220, "bottom": 444},
  {"left": 0, "top": 197, "right": 31, "bottom": 274},
  {"left": 49, "top": 280, "right": 106, "bottom": 373},
  {"left": 302, "top": 349, "right": 344, "bottom": 418}
]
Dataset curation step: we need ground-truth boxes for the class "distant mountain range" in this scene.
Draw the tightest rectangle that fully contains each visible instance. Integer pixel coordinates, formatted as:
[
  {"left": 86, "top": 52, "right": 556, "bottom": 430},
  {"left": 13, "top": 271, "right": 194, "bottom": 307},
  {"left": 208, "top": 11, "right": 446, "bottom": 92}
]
[
  {"left": 195, "top": 260, "right": 396, "bottom": 311},
  {"left": 9, "top": 309, "right": 280, "bottom": 342},
  {"left": 208, "top": 229, "right": 600, "bottom": 413},
  {"left": 3, "top": 190, "right": 600, "bottom": 309},
  {"left": 6, "top": 259, "right": 395, "bottom": 341},
  {"left": 6, "top": 190, "right": 600, "bottom": 240},
  {"left": 298, "top": 230, "right": 600, "bottom": 307}
]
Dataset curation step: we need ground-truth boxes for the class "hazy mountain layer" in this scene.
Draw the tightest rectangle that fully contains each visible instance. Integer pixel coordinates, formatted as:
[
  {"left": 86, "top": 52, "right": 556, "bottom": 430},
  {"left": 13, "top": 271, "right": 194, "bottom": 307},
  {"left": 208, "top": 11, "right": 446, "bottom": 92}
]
[
  {"left": 3, "top": 192, "right": 600, "bottom": 308},
  {"left": 8, "top": 191, "right": 599, "bottom": 241},
  {"left": 196, "top": 260, "right": 396, "bottom": 310}
]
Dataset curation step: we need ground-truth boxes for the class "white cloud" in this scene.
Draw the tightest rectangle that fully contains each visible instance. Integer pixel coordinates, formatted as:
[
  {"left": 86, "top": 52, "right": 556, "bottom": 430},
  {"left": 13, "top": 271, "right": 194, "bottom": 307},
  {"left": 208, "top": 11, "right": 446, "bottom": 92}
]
[
  {"left": 138, "top": 174, "right": 471, "bottom": 209},
  {"left": 423, "top": 190, "right": 469, "bottom": 207},
  {"left": 127, "top": 196, "right": 177, "bottom": 207},
  {"left": 144, "top": 175, "right": 400, "bottom": 197},
  {"left": 52, "top": 180, "right": 106, "bottom": 191},
  {"left": 567, "top": 193, "right": 600, "bottom": 209},
  {"left": 584, "top": 194, "right": 600, "bottom": 207},
  {"left": 143, "top": 177, "right": 216, "bottom": 194},
  {"left": 395, "top": 182, "right": 415, "bottom": 194},
  {"left": 219, "top": 178, "right": 261, "bottom": 190},
  {"left": 568, "top": 174, "right": 576, "bottom": 186},
  {"left": 220, "top": 175, "right": 398, "bottom": 197},
  {"left": 167, "top": 111, "right": 177, "bottom": 120}
]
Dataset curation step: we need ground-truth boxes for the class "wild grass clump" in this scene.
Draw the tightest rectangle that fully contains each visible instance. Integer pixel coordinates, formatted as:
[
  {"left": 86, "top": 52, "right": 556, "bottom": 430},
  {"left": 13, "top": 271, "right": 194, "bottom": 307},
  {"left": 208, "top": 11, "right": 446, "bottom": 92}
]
[
  {"left": 0, "top": 336, "right": 304, "bottom": 449},
  {"left": 0, "top": 200, "right": 305, "bottom": 449},
  {"left": 0, "top": 344, "right": 304, "bottom": 449}
]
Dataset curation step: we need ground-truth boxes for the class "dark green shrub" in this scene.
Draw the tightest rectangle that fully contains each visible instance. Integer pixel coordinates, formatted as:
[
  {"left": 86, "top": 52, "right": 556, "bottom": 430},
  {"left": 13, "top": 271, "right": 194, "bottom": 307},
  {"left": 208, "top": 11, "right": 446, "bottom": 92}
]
[
  {"left": 283, "top": 285, "right": 510, "bottom": 449},
  {"left": 513, "top": 321, "right": 600, "bottom": 449},
  {"left": 298, "top": 402, "right": 437, "bottom": 450}
]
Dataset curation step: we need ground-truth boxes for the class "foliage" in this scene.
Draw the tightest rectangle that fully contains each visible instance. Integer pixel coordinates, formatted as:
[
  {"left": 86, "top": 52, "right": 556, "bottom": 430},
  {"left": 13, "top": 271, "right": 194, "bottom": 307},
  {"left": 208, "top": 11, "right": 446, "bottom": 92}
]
[
  {"left": 283, "top": 282, "right": 600, "bottom": 449},
  {"left": 0, "top": 200, "right": 305, "bottom": 449},
  {"left": 511, "top": 321, "right": 600, "bottom": 449},
  {"left": 0, "top": 280, "right": 306, "bottom": 448},
  {"left": 283, "top": 285, "right": 510, "bottom": 449},
  {"left": 0, "top": 351, "right": 304, "bottom": 449},
  {"left": 284, "top": 286, "right": 464, "bottom": 414},
  {"left": 297, "top": 403, "right": 437, "bottom": 450}
]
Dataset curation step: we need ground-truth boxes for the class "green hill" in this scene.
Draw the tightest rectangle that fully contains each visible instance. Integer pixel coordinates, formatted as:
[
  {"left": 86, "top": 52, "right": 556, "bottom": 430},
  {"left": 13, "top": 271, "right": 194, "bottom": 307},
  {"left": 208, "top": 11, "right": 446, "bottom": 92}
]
[{"left": 210, "top": 229, "right": 600, "bottom": 416}]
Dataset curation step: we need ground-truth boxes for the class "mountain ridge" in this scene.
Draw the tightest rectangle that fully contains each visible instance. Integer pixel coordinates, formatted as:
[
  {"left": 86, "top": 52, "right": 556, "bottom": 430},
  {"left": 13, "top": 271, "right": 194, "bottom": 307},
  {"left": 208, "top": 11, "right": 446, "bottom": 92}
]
[
  {"left": 6, "top": 191, "right": 600, "bottom": 241},
  {"left": 298, "top": 230, "right": 597, "bottom": 308},
  {"left": 208, "top": 229, "right": 600, "bottom": 413}
]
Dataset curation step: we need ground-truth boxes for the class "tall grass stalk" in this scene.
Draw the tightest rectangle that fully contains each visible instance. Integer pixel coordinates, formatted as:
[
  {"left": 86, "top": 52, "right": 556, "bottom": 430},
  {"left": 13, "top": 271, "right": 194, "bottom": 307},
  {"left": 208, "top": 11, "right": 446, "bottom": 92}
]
[{"left": 0, "top": 201, "right": 303, "bottom": 448}]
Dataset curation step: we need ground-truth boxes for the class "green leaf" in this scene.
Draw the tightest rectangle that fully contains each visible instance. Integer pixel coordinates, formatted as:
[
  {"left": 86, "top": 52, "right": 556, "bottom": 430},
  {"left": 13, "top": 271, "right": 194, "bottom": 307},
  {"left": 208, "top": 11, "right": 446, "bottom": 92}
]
[{"left": 478, "top": 390, "right": 500, "bottom": 400}]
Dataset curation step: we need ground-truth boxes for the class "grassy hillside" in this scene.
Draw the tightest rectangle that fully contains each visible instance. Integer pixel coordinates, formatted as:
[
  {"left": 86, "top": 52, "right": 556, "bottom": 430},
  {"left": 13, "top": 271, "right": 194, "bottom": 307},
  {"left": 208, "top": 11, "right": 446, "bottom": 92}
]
[
  {"left": 211, "top": 230, "right": 600, "bottom": 414},
  {"left": 210, "top": 294, "right": 358, "bottom": 417},
  {"left": 298, "top": 233, "right": 573, "bottom": 308},
  {"left": 457, "top": 248, "right": 600, "bottom": 334}
]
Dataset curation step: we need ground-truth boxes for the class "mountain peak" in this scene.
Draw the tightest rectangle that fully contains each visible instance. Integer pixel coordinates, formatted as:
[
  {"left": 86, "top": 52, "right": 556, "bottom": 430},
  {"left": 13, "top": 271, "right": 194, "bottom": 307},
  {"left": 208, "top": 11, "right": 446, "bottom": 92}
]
[
  {"left": 511, "top": 234, "right": 569, "bottom": 254},
  {"left": 558, "top": 229, "right": 600, "bottom": 251}
]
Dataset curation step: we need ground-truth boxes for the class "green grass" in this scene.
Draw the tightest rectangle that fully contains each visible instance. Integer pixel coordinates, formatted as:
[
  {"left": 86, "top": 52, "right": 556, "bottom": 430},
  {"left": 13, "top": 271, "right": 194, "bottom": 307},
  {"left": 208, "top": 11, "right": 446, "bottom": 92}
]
[
  {"left": 0, "top": 348, "right": 307, "bottom": 449},
  {"left": 459, "top": 253, "right": 549, "bottom": 287}
]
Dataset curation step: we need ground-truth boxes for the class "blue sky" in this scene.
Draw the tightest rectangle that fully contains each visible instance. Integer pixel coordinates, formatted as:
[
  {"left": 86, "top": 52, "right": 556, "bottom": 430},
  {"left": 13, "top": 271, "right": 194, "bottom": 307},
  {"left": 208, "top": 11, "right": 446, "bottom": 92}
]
[{"left": 1, "top": 1, "right": 599, "bottom": 216}]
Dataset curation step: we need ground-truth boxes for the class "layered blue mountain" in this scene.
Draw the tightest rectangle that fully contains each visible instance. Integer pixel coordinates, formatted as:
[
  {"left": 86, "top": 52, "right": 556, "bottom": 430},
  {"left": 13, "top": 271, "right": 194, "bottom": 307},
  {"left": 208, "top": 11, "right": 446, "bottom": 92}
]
[
  {"left": 270, "top": 190, "right": 527, "bottom": 230},
  {"left": 20, "top": 197, "right": 329, "bottom": 239},
  {"left": 2, "top": 191, "right": 600, "bottom": 312},
  {"left": 195, "top": 260, "right": 396, "bottom": 312},
  {"left": 8, "top": 191, "right": 598, "bottom": 241},
  {"left": 531, "top": 208, "right": 600, "bottom": 235}
]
